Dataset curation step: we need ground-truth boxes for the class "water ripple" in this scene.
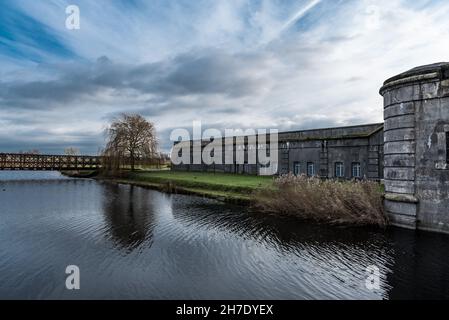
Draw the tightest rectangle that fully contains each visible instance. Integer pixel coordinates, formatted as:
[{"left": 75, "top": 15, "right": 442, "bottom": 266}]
[{"left": 1, "top": 176, "right": 449, "bottom": 299}]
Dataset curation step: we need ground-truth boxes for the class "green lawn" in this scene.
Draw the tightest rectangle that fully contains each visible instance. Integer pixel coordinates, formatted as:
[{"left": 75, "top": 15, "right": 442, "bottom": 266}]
[{"left": 127, "top": 170, "right": 275, "bottom": 195}]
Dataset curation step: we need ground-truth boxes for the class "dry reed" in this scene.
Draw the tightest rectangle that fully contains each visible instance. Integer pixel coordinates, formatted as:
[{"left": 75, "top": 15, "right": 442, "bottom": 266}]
[{"left": 252, "top": 174, "right": 387, "bottom": 227}]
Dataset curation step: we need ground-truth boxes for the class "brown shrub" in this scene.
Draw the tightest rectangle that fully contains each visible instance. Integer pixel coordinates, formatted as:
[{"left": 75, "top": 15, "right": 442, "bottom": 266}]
[{"left": 252, "top": 174, "right": 387, "bottom": 227}]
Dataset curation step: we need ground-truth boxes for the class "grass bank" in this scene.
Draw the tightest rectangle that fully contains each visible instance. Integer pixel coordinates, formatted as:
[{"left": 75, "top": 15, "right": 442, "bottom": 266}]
[
  {"left": 62, "top": 170, "right": 387, "bottom": 226},
  {"left": 93, "top": 170, "right": 275, "bottom": 204}
]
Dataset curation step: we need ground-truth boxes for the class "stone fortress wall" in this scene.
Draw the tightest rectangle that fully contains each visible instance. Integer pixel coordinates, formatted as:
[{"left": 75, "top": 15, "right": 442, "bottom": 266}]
[
  {"left": 380, "top": 62, "right": 449, "bottom": 233},
  {"left": 172, "top": 62, "right": 449, "bottom": 234},
  {"left": 172, "top": 123, "right": 384, "bottom": 180}
]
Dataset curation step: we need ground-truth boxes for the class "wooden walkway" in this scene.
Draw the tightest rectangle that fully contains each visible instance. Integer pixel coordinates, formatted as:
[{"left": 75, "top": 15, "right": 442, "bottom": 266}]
[{"left": 0, "top": 153, "right": 101, "bottom": 170}]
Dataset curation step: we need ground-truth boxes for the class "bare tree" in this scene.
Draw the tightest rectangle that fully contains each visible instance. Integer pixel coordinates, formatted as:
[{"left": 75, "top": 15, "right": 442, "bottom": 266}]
[
  {"left": 64, "top": 147, "right": 80, "bottom": 156},
  {"left": 104, "top": 113, "right": 158, "bottom": 171}
]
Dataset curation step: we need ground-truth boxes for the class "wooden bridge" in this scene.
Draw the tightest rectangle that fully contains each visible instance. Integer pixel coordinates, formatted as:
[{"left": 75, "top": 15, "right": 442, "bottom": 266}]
[{"left": 0, "top": 153, "right": 101, "bottom": 171}]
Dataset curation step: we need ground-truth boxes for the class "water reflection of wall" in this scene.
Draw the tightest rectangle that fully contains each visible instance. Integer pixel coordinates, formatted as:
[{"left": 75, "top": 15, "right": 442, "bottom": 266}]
[{"left": 386, "top": 228, "right": 449, "bottom": 299}]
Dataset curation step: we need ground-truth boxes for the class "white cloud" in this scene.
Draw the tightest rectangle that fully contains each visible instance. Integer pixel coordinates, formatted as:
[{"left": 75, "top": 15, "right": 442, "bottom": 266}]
[{"left": 2, "top": 0, "right": 449, "bottom": 153}]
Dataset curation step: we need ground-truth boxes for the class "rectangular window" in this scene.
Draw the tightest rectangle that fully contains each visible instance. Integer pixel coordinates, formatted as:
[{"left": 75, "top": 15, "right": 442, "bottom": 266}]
[
  {"left": 293, "top": 162, "right": 301, "bottom": 176},
  {"left": 307, "top": 162, "right": 315, "bottom": 177},
  {"left": 447, "top": 132, "right": 449, "bottom": 164},
  {"left": 352, "top": 162, "right": 361, "bottom": 178},
  {"left": 335, "top": 162, "right": 344, "bottom": 178}
]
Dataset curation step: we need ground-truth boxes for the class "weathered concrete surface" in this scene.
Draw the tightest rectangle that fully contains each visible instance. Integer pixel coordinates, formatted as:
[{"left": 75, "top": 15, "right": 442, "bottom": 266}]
[
  {"left": 384, "top": 154, "right": 415, "bottom": 167},
  {"left": 173, "top": 123, "right": 384, "bottom": 180},
  {"left": 173, "top": 61, "right": 449, "bottom": 234},
  {"left": 384, "top": 179, "right": 415, "bottom": 194},
  {"left": 384, "top": 128, "right": 415, "bottom": 142},
  {"left": 380, "top": 62, "right": 449, "bottom": 233}
]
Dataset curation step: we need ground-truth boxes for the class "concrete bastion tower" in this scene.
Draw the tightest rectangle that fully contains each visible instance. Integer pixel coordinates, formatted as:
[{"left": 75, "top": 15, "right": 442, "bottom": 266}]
[{"left": 380, "top": 62, "right": 449, "bottom": 233}]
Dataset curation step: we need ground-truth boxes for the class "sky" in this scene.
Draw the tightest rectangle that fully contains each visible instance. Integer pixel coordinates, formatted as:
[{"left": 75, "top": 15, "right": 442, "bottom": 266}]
[{"left": 1, "top": 0, "right": 449, "bottom": 154}]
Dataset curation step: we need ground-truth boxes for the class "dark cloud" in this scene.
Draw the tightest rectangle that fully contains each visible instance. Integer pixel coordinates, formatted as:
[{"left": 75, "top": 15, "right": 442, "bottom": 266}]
[
  {"left": 0, "top": 50, "right": 274, "bottom": 153},
  {"left": 0, "top": 50, "right": 269, "bottom": 111},
  {"left": 159, "top": 51, "right": 266, "bottom": 97}
]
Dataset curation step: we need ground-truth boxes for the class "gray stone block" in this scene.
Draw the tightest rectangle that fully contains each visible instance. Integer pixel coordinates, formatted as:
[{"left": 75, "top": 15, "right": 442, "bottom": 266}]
[
  {"left": 440, "top": 79, "right": 449, "bottom": 97},
  {"left": 384, "top": 154, "right": 415, "bottom": 167},
  {"left": 384, "top": 102, "right": 415, "bottom": 119},
  {"left": 387, "top": 212, "right": 417, "bottom": 229},
  {"left": 368, "top": 152, "right": 379, "bottom": 159},
  {"left": 389, "top": 84, "right": 421, "bottom": 104},
  {"left": 384, "top": 141, "right": 415, "bottom": 154},
  {"left": 420, "top": 81, "right": 440, "bottom": 99},
  {"left": 367, "top": 172, "right": 380, "bottom": 179},
  {"left": 384, "top": 128, "right": 415, "bottom": 142},
  {"left": 384, "top": 114, "right": 415, "bottom": 131},
  {"left": 383, "top": 90, "right": 392, "bottom": 107},
  {"left": 384, "top": 180, "right": 415, "bottom": 194},
  {"left": 385, "top": 199, "right": 417, "bottom": 216},
  {"left": 385, "top": 167, "right": 415, "bottom": 180}
]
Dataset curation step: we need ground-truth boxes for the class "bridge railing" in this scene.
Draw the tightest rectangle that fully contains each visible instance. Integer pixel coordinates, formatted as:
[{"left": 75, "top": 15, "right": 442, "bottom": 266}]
[{"left": 0, "top": 153, "right": 102, "bottom": 170}]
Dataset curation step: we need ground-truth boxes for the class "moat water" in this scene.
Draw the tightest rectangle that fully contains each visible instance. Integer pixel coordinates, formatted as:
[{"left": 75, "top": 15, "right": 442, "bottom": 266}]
[{"left": 0, "top": 171, "right": 448, "bottom": 299}]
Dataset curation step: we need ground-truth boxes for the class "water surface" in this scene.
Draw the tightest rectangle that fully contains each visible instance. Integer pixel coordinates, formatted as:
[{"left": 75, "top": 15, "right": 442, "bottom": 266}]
[{"left": 0, "top": 172, "right": 448, "bottom": 299}]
